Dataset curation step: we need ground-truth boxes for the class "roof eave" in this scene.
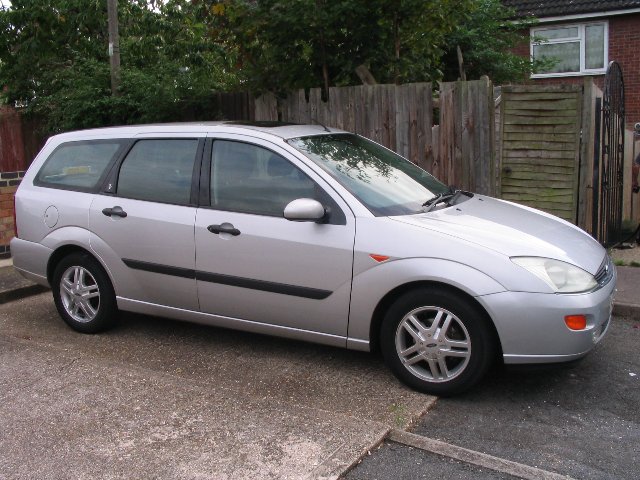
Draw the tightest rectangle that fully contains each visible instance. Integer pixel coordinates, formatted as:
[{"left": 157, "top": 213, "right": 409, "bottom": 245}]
[{"left": 511, "top": 7, "right": 640, "bottom": 24}]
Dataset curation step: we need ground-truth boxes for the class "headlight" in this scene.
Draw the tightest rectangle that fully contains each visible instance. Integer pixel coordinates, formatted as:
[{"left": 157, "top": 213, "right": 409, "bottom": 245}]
[{"left": 511, "top": 257, "right": 597, "bottom": 293}]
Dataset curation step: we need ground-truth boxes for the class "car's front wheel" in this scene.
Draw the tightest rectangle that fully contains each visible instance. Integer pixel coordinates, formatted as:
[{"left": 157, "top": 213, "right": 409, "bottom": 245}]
[
  {"left": 380, "top": 287, "right": 496, "bottom": 396},
  {"left": 52, "top": 252, "right": 118, "bottom": 333}
]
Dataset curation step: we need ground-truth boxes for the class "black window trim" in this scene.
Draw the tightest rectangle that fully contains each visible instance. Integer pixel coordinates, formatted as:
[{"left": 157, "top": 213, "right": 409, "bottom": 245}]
[
  {"left": 100, "top": 137, "right": 205, "bottom": 208},
  {"left": 200, "top": 138, "right": 347, "bottom": 225},
  {"left": 34, "top": 139, "right": 131, "bottom": 194}
]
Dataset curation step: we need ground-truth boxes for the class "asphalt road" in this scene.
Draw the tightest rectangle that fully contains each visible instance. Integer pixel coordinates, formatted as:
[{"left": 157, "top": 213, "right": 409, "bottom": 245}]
[{"left": 344, "top": 316, "right": 640, "bottom": 480}]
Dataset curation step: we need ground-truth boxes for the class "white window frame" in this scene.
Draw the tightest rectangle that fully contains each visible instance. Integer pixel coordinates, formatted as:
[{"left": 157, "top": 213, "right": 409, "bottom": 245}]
[{"left": 530, "top": 21, "right": 608, "bottom": 78}]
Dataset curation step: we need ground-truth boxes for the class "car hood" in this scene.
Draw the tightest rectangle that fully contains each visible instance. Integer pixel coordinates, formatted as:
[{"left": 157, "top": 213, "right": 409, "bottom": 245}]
[{"left": 390, "top": 195, "right": 605, "bottom": 274}]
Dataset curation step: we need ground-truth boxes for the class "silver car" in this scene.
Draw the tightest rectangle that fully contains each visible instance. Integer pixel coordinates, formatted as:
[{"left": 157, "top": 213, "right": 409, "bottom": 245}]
[{"left": 11, "top": 122, "right": 616, "bottom": 395}]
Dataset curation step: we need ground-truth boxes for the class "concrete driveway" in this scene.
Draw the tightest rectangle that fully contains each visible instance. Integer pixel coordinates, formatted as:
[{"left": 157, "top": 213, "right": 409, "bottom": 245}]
[{"left": 0, "top": 293, "right": 435, "bottom": 480}]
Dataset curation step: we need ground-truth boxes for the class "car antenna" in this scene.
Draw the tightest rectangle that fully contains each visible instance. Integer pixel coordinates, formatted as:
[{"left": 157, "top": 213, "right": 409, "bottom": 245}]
[{"left": 312, "top": 118, "right": 331, "bottom": 132}]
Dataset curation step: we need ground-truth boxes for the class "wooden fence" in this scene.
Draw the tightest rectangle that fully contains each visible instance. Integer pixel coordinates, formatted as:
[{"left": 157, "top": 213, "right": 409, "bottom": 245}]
[
  {"left": 0, "top": 107, "right": 29, "bottom": 172},
  {"left": 498, "top": 85, "right": 583, "bottom": 223},
  {"left": 255, "top": 79, "right": 496, "bottom": 195},
  {"left": 6, "top": 80, "right": 625, "bottom": 231},
  {"left": 438, "top": 79, "right": 495, "bottom": 195}
]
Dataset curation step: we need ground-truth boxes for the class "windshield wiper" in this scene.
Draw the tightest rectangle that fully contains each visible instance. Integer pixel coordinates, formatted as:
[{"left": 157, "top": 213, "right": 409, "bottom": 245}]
[{"left": 422, "top": 186, "right": 471, "bottom": 212}]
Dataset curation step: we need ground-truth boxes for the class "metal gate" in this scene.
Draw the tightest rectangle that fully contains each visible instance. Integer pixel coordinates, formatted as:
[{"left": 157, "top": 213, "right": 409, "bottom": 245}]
[{"left": 592, "top": 61, "right": 625, "bottom": 246}]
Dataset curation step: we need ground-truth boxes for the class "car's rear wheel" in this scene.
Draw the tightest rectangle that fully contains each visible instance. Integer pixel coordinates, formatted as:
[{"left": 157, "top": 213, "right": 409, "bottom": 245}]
[
  {"left": 52, "top": 252, "right": 118, "bottom": 333},
  {"left": 380, "top": 287, "right": 496, "bottom": 396}
]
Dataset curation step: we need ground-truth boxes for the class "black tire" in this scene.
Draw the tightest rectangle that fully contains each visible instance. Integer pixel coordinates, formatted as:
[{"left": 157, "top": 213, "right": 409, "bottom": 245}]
[
  {"left": 51, "top": 252, "right": 118, "bottom": 333},
  {"left": 380, "top": 287, "right": 496, "bottom": 396}
]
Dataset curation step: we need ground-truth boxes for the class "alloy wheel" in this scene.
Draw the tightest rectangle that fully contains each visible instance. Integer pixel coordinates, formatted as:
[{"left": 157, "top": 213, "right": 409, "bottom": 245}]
[
  {"left": 395, "top": 306, "right": 471, "bottom": 383},
  {"left": 59, "top": 266, "right": 101, "bottom": 323}
]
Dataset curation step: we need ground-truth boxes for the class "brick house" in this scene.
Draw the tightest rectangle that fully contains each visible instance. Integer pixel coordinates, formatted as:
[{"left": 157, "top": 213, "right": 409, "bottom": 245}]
[{"left": 504, "top": 0, "right": 640, "bottom": 127}]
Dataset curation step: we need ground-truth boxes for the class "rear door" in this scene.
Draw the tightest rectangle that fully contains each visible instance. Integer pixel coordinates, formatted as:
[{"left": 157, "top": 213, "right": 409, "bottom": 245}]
[
  {"left": 89, "top": 135, "right": 203, "bottom": 310},
  {"left": 194, "top": 135, "right": 356, "bottom": 338}
]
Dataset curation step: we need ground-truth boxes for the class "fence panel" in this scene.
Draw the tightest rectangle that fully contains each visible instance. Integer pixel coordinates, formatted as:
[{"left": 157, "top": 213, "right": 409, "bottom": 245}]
[
  {"left": 255, "top": 80, "right": 495, "bottom": 195},
  {"left": 0, "top": 107, "right": 27, "bottom": 172},
  {"left": 499, "top": 85, "right": 582, "bottom": 223}
]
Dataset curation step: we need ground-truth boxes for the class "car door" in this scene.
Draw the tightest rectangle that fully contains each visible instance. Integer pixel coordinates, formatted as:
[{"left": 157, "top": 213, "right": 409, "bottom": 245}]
[
  {"left": 194, "top": 136, "right": 355, "bottom": 338},
  {"left": 89, "top": 136, "right": 203, "bottom": 311}
]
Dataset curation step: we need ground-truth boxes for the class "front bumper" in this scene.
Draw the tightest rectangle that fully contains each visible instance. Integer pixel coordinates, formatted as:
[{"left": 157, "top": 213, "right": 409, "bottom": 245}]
[{"left": 478, "top": 270, "right": 616, "bottom": 364}]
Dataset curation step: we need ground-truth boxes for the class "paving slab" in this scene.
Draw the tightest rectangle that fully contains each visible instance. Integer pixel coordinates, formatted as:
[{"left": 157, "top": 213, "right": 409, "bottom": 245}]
[
  {"left": 0, "top": 264, "right": 47, "bottom": 304},
  {"left": 0, "top": 293, "right": 436, "bottom": 479},
  {"left": 0, "top": 336, "right": 391, "bottom": 480},
  {"left": 613, "top": 266, "right": 640, "bottom": 318}
]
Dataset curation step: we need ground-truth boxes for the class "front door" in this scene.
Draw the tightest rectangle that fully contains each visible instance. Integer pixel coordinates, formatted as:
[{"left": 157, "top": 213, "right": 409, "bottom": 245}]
[{"left": 194, "top": 136, "right": 355, "bottom": 338}]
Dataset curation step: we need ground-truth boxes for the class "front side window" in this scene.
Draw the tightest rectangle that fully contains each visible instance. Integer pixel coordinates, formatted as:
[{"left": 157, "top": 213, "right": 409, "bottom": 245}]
[
  {"left": 531, "top": 22, "right": 607, "bottom": 77},
  {"left": 287, "top": 134, "right": 448, "bottom": 216},
  {"left": 117, "top": 139, "right": 199, "bottom": 205},
  {"left": 211, "top": 140, "right": 320, "bottom": 216},
  {"left": 36, "top": 141, "right": 124, "bottom": 190}
]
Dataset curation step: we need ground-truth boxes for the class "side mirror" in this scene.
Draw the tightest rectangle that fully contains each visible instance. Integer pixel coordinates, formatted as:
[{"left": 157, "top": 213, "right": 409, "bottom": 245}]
[{"left": 284, "top": 198, "right": 326, "bottom": 222}]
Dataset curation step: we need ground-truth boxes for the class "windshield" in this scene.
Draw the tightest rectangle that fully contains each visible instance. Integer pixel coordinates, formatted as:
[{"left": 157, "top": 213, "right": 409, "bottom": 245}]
[{"left": 287, "top": 133, "right": 449, "bottom": 216}]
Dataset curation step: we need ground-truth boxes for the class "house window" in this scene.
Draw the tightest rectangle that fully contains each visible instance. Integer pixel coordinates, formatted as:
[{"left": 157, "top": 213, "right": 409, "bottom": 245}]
[{"left": 531, "top": 22, "right": 608, "bottom": 77}]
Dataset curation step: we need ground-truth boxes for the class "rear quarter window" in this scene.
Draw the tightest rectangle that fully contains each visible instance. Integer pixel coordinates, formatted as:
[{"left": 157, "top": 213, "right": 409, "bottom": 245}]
[{"left": 35, "top": 140, "right": 125, "bottom": 191}]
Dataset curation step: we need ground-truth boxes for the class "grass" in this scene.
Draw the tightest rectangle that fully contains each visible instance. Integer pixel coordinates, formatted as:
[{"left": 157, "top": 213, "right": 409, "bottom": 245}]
[
  {"left": 612, "top": 258, "right": 640, "bottom": 267},
  {"left": 389, "top": 402, "right": 408, "bottom": 428}
]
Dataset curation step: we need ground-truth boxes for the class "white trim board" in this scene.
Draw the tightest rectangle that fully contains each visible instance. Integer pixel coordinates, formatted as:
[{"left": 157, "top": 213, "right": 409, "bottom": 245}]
[{"left": 514, "top": 8, "right": 640, "bottom": 24}]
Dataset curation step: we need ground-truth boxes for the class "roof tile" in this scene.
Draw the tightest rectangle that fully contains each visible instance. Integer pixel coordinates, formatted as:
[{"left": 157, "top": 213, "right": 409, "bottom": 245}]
[{"left": 503, "top": 0, "right": 640, "bottom": 17}]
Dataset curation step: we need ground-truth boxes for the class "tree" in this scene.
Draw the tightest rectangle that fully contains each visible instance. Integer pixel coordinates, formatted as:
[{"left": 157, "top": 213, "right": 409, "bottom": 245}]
[
  {"left": 0, "top": 0, "right": 545, "bottom": 133},
  {"left": 199, "top": 0, "right": 472, "bottom": 93},
  {"left": 440, "top": 0, "right": 543, "bottom": 83},
  {"left": 0, "top": 0, "right": 234, "bottom": 132}
]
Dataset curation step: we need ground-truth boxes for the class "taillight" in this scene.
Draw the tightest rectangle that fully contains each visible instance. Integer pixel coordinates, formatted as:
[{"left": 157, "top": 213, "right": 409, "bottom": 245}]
[{"left": 13, "top": 195, "right": 18, "bottom": 239}]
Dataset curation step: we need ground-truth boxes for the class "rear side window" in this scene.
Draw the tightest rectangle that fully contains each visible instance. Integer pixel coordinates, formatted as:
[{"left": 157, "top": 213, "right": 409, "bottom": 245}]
[
  {"left": 36, "top": 141, "right": 124, "bottom": 190},
  {"left": 117, "top": 139, "right": 199, "bottom": 205}
]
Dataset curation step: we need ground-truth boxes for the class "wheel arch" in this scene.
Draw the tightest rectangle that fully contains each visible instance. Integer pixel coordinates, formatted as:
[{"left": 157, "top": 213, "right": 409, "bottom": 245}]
[
  {"left": 368, "top": 280, "right": 503, "bottom": 360},
  {"left": 47, "top": 245, "right": 109, "bottom": 285}
]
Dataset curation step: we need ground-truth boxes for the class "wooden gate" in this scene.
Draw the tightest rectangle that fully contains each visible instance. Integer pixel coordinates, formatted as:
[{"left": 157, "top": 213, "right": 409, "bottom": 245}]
[{"left": 498, "top": 85, "right": 582, "bottom": 222}]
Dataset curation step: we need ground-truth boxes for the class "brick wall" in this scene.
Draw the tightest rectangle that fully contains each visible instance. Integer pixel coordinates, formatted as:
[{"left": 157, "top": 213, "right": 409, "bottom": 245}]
[
  {"left": 510, "top": 13, "right": 640, "bottom": 126},
  {"left": 0, "top": 171, "right": 25, "bottom": 257},
  {"left": 609, "top": 14, "right": 640, "bottom": 126}
]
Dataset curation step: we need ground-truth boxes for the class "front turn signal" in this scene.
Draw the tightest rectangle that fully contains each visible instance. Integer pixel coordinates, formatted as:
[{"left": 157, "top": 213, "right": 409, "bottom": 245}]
[{"left": 565, "top": 315, "right": 587, "bottom": 330}]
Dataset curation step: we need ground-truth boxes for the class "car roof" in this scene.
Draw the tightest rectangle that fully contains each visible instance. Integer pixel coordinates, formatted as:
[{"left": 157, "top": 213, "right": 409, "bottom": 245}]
[{"left": 48, "top": 121, "right": 346, "bottom": 142}]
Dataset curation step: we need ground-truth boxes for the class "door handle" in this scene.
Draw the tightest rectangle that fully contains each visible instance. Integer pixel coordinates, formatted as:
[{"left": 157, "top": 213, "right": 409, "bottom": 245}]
[
  {"left": 207, "top": 223, "right": 241, "bottom": 236},
  {"left": 102, "top": 206, "right": 128, "bottom": 218}
]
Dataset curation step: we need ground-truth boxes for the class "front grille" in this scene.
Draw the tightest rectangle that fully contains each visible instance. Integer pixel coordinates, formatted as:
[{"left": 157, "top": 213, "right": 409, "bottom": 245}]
[{"left": 594, "top": 255, "right": 614, "bottom": 287}]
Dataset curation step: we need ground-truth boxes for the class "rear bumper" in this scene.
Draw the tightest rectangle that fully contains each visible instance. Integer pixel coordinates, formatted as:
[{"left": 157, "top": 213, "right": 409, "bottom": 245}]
[
  {"left": 10, "top": 237, "right": 52, "bottom": 288},
  {"left": 478, "top": 271, "right": 616, "bottom": 364}
]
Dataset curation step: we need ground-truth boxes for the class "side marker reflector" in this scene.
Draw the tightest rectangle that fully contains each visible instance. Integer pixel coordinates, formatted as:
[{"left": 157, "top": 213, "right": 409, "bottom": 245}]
[{"left": 370, "top": 254, "right": 390, "bottom": 263}]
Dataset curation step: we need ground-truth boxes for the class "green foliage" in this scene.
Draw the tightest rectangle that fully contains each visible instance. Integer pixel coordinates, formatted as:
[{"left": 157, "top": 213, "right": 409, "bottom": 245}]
[
  {"left": 440, "top": 0, "right": 543, "bottom": 83},
  {"left": 200, "top": 0, "right": 472, "bottom": 92},
  {"left": 0, "top": 0, "right": 234, "bottom": 133},
  {"left": 0, "top": 0, "right": 544, "bottom": 133}
]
